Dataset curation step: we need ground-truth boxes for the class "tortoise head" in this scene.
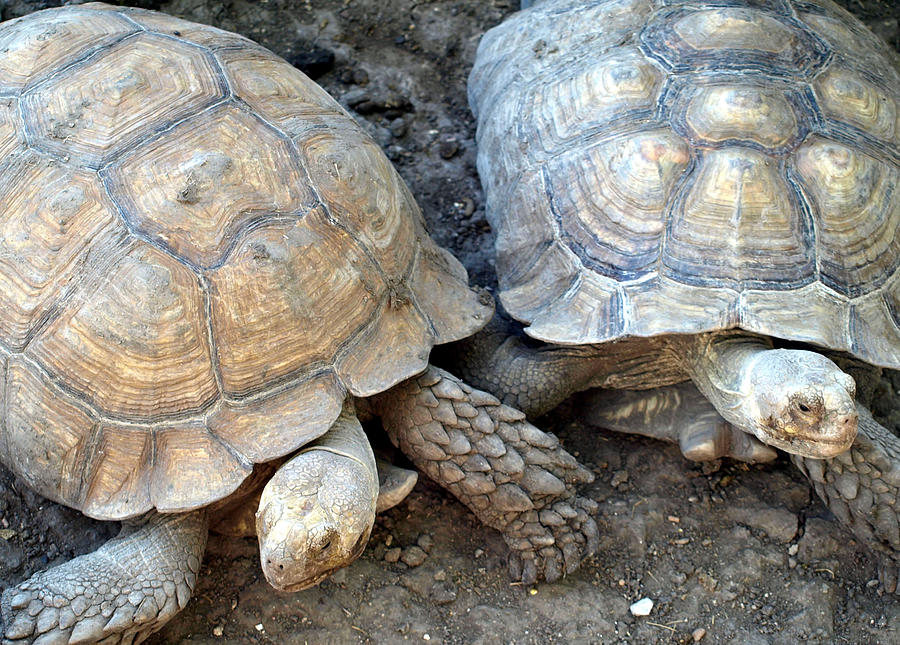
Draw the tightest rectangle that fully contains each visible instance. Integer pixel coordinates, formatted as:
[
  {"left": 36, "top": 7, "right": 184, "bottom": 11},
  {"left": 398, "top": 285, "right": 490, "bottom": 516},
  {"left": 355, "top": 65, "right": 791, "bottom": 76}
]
[
  {"left": 745, "top": 349, "right": 858, "bottom": 458},
  {"left": 255, "top": 448, "right": 377, "bottom": 592}
]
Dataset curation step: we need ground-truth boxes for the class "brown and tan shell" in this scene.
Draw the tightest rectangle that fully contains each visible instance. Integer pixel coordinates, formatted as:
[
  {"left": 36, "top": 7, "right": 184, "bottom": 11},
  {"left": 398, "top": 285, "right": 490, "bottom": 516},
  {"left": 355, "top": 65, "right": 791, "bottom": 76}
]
[
  {"left": 0, "top": 3, "right": 491, "bottom": 520},
  {"left": 470, "top": 0, "right": 900, "bottom": 369}
]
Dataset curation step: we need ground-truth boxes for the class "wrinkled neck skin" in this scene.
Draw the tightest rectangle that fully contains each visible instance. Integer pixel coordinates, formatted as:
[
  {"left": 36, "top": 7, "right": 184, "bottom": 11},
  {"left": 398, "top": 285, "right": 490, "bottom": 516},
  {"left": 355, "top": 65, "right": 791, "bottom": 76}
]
[
  {"left": 667, "top": 332, "right": 773, "bottom": 419},
  {"left": 667, "top": 331, "right": 858, "bottom": 458}
]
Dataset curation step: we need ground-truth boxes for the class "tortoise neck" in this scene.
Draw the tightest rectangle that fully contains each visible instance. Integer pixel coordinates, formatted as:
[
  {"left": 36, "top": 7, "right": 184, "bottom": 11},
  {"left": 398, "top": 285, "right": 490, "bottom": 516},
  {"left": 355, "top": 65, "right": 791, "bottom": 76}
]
[{"left": 667, "top": 331, "right": 774, "bottom": 429}]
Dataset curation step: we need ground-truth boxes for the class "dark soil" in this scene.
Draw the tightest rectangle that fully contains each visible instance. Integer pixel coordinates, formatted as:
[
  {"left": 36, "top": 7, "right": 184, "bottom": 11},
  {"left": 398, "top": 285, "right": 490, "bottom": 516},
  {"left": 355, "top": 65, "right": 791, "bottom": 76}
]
[{"left": 0, "top": 1, "right": 898, "bottom": 643}]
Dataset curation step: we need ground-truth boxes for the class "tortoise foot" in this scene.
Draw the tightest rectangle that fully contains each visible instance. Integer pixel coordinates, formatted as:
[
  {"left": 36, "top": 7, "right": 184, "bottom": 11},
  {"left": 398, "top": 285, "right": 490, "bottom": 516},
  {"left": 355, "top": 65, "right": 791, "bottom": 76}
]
[
  {"left": 1, "top": 512, "right": 207, "bottom": 645},
  {"left": 505, "top": 495, "right": 599, "bottom": 585},
  {"left": 374, "top": 364, "right": 599, "bottom": 582}
]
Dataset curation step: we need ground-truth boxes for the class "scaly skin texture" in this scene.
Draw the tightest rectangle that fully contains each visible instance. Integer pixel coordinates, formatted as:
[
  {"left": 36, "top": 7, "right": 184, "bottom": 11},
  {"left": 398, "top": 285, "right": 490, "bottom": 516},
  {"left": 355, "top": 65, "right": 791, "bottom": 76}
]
[
  {"left": 371, "top": 365, "right": 599, "bottom": 585},
  {"left": 0, "top": 510, "right": 208, "bottom": 645},
  {"left": 792, "top": 404, "right": 900, "bottom": 594},
  {"left": 451, "top": 324, "right": 859, "bottom": 458},
  {"left": 445, "top": 317, "right": 602, "bottom": 418}
]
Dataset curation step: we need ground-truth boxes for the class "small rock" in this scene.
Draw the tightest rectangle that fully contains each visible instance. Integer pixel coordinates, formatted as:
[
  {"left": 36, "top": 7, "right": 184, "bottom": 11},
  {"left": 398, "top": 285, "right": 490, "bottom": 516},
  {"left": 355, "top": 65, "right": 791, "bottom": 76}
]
[
  {"left": 212, "top": 624, "right": 224, "bottom": 637},
  {"left": 610, "top": 470, "right": 629, "bottom": 488},
  {"left": 438, "top": 139, "right": 459, "bottom": 159},
  {"left": 389, "top": 118, "right": 407, "bottom": 138},
  {"left": 430, "top": 581, "right": 457, "bottom": 605},
  {"left": 0, "top": 537, "right": 23, "bottom": 570},
  {"left": 629, "top": 597, "right": 653, "bottom": 616},
  {"left": 417, "top": 534, "right": 434, "bottom": 553},
  {"left": 343, "top": 88, "right": 371, "bottom": 108},
  {"left": 434, "top": 569, "right": 447, "bottom": 581},
  {"left": 401, "top": 545, "right": 428, "bottom": 567},
  {"left": 384, "top": 547, "right": 402, "bottom": 563},
  {"left": 692, "top": 627, "right": 707, "bottom": 642}
]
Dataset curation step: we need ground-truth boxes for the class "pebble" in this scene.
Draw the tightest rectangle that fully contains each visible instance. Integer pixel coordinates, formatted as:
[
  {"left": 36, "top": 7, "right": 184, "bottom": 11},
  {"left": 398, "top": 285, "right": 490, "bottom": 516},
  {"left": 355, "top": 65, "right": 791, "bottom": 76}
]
[
  {"left": 629, "top": 597, "right": 653, "bottom": 616},
  {"left": 438, "top": 139, "right": 459, "bottom": 159},
  {"left": 430, "top": 581, "right": 457, "bottom": 605},
  {"left": 384, "top": 547, "right": 402, "bottom": 563},
  {"left": 417, "top": 534, "right": 434, "bottom": 553},
  {"left": 401, "top": 545, "right": 428, "bottom": 567},
  {"left": 389, "top": 118, "right": 407, "bottom": 138},
  {"left": 610, "top": 470, "right": 629, "bottom": 488},
  {"left": 0, "top": 537, "right": 23, "bottom": 570},
  {"left": 692, "top": 627, "right": 707, "bottom": 642}
]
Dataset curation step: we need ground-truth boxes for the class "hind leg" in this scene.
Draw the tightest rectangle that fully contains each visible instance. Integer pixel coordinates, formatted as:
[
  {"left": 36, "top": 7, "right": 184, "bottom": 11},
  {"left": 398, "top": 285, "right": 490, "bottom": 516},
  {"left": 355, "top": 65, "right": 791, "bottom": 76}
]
[{"left": 579, "top": 383, "right": 777, "bottom": 463}]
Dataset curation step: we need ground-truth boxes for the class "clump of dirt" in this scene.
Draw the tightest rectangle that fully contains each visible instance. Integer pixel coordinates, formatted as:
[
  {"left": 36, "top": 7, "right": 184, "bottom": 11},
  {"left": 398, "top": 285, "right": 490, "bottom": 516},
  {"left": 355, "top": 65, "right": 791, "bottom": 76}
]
[{"left": 0, "top": 1, "right": 898, "bottom": 643}]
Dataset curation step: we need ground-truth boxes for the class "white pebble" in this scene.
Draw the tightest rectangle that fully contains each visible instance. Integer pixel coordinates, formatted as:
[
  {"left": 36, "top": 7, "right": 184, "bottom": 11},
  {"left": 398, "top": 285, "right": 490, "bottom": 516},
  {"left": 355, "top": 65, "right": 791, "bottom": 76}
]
[{"left": 629, "top": 597, "right": 654, "bottom": 616}]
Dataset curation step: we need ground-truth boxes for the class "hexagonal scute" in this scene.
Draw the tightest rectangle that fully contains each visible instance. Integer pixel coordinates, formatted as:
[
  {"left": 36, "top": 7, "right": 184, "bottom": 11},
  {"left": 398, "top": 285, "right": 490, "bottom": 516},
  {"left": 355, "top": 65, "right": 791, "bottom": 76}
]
[
  {"left": 207, "top": 210, "right": 383, "bottom": 398},
  {"left": 641, "top": 6, "right": 830, "bottom": 80},
  {"left": 0, "top": 7, "right": 137, "bottom": 94},
  {"left": 217, "top": 46, "right": 345, "bottom": 133},
  {"left": 790, "top": 137, "right": 900, "bottom": 297},
  {"left": 518, "top": 46, "right": 665, "bottom": 158},
  {"left": 27, "top": 242, "right": 218, "bottom": 420},
  {"left": 107, "top": 103, "right": 317, "bottom": 268},
  {"left": 664, "top": 80, "right": 809, "bottom": 154},
  {"left": 0, "top": 152, "right": 127, "bottom": 350},
  {"left": 662, "top": 147, "right": 816, "bottom": 290},
  {"left": 813, "top": 65, "right": 900, "bottom": 154},
  {"left": 22, "top": 32, "right": 226, "bottom": 168}
]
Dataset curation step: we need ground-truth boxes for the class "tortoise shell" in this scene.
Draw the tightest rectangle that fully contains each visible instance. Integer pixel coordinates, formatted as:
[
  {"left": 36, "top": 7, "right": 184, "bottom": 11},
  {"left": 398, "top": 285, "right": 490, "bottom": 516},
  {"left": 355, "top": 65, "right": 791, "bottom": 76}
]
[
  {"left": 469, "top": 0, "right": 900, "bottom": 368},
  {"left": 0, "top": 3, "right": 490, "bottom": 520}
]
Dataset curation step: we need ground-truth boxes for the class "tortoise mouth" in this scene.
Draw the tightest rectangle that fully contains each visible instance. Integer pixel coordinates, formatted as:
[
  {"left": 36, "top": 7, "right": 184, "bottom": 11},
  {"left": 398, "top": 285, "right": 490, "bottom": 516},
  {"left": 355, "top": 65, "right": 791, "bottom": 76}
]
[
  {"left": 756, "top": 427, "right": 856, "bottom": 459},
  {"left": 270, "top": 566, "right": 341, "bottom": 592}
]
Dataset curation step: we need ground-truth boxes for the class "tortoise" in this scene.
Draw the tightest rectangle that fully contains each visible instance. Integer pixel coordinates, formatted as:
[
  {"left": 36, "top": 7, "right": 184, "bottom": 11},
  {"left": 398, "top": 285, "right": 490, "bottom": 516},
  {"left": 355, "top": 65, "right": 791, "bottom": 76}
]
[
  {"left": 0, "top": 4, "right": 600, "bottom": 644},
  {"left": 453, "top": 0, "right": 900, "bottom": 592}
]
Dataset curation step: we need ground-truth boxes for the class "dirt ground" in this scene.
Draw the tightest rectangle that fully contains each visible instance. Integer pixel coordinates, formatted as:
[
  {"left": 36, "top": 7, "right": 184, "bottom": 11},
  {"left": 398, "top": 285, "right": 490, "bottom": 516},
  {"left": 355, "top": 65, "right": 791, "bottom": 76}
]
[{"left": 1, "top": 0, "right": 899, "bottom": 643}]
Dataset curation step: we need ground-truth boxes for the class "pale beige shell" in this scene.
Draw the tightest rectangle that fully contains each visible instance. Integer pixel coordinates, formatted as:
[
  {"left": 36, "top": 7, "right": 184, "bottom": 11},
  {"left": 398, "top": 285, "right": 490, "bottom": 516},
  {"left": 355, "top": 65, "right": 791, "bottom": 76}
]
[
  {"left": 470, "top": 0, "right": 900, "bottom": 369},
  {"left": 0, "top": 3, "right": 491, "bottom": 519}
]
